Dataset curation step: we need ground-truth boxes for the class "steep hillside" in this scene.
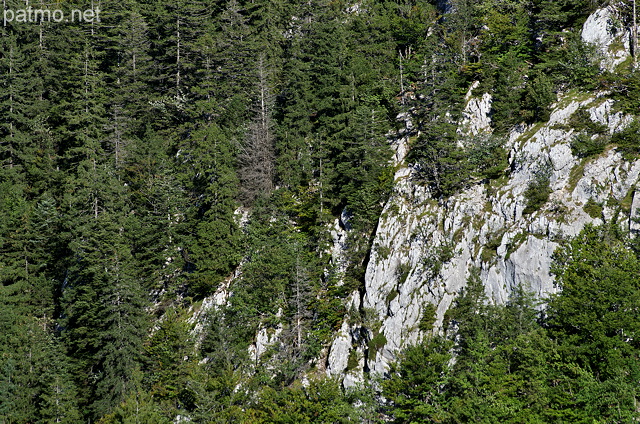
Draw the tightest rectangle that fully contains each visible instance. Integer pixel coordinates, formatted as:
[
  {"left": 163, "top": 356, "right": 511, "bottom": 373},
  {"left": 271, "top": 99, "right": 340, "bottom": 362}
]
[
  {"left": 3, "top": 0, "right": 640, "bottom": 422},
  {"left": 326, "top": 4, "right": 640, "bottom": 384}
]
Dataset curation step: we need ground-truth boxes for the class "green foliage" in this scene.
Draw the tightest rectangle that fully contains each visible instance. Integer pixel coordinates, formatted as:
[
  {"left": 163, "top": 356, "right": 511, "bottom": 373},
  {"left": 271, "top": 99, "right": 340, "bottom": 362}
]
[
  {"left": 611, "top": 119, "right": 640, "bottom": 159},
  {"left": 383, "top": 336, "right": 452, "bottom": 423},
  {"left": 549, "top": 225, "right": 640, "bottom": 375},
  {"left": 368, "top": 332, "right": 388, "bottom": 361},
  {"left": 534, "top": 0, "right": 596, "bottom": 30},
  {"left": 412, "top": 130, "right": 509, "bottom": 198},
  {"left": 412, "top": 125, "right": 473, "bottom": 198},
  {"left": 570, "top": 133, "right": 608, "bottom": 158},
  {"left": 491, "top": 52, "right": 528, "bottom": 131},
  {"left": 422, "top": 242, "right": 457, "bottom": 279},
  {"left": 387, "top": 224, "right": 640, "bottom": 422},
  {"left": 0, "top": 0, "right": 638, "bottom": 421},
  {"left": 418, "top": 303, "right": 438, "bottom": 333},
  {"left": 564, "top": 107, "right": 610, "bottom": 158},
  {"left": 182, "top": 124, "right": 242, "bottom": 297},
  {"left": 606, "top": 69, "right": 640, "bottom": 113},
  {"left": 468, "top": 135, "right": 510, "bottom": 180},
  {"left": 505, "top": 231, "right": 529, "bottom": 260},
  {"left": 346, "top": 349, "right": 359, "bottom": 372},
  {"left": 97, "top": 382, "right": 169, "bottom": 424},
  {"left": 477, "top": 0, "right": 532, "bottom": 60},
  {"left": 523, "top": 167, "right": 552, "bottom": 215},
  {"left": 396, "top": 262, "right": 412, "bottom": 285},
  {"left": 567, "top": 107, "right": 609, "bottom": 135},
  {"left": 481, "top": 231, "right": 503, "bottom": 263},
  {"left": 583, "top": 198, "right": 603, "bottom": 219},
  {"left": 144, "top": 308, "right": 193, "bottom": 409},
  {"left": 247, "top": 378, "right": 360, "bottom": 423},
  {"left": 523, "top": 73, "right": 556, "bottom": 123},
  {"left": 386, "top": 289, "right": 399, "bottom": 305}
]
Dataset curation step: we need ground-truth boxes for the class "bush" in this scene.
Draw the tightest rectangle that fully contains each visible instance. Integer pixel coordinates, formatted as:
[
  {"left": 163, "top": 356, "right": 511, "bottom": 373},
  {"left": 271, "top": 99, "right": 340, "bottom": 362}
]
[
  {"left": 583, "top": 198, "right": 603, "bottom": 219},
  {"left": 481, "top": 230, "right": 504, "bottom": 263},
  {"left": 468, "top": 135, "right": 509, "bottom": 180},
  {"left": 368, "top": 332, "right": 387, "bottom": 360},
  {"left": 523, "top": 169, "right": 552, "bottom": 215},
  {"left": 570, "top": 133, "right": 608, "bottom": 158},
  {"left": 567, "top": 108, "right": 608, "bottom": 135},
  {"left": 411, "top": 122, "right": 473, "bottom": 198},
  {"left": 523, "top": 73, "right": 556, "bottom": 123},
  {"left": 611, "top": 119, "right": 640, "bottom": 159},
  {"left": 418, "top": 303, "right": 438, "bottom": 332}
]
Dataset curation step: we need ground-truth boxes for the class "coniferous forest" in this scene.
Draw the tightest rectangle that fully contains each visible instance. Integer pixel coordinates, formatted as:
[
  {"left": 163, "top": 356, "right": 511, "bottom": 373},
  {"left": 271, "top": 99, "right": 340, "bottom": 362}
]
[{"left": 2, "top": 0, "right": 640, "bottom": 422}]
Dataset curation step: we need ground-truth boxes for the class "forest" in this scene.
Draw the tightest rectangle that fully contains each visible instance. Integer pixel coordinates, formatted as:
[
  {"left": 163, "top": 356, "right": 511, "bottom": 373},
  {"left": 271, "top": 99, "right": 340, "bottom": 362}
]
[{"left": 1, "top": 0, "right": 640, "bottom": 422}]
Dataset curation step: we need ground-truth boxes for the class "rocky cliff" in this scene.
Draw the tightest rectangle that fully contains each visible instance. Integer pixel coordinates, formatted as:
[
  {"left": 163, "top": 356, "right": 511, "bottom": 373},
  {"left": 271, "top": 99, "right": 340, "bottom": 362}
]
[{"left": 325, "top": 6, "right": 640, "bottom": 386}]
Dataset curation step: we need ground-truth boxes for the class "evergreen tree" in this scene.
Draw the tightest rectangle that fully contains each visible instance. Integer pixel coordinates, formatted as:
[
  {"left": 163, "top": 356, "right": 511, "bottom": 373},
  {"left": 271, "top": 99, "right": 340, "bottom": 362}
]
[
  {"left": 180, "top": 123, "right": 242, "bottom": 297},
  {"left": 62, "top": 209, "right": 149, "bottom": 420},
  {"left": 383, "top": 337, "right": 452, "bottom": 423},
  {"left": 548, "top": 225, "right": 640, "bottom": 388}
]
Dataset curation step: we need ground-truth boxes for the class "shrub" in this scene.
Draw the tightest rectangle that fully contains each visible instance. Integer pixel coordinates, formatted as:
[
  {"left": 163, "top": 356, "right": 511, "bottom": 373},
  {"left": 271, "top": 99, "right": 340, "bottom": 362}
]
[
  {"left": 346, "top": 350, "right": 359, "bottom": 371},
  {"left": 468, "top": 135, "right": 509, "bottom": 180},
  {"left": 567, "top": 107, "right": 608, "bottom": 135},
  {"left": 570, "top": 133, "right": 608, "bottom": 158},
  {"left": 368, "top": 332, "right": 387, "bottom": 360},
  {"left": 583, "top": 198, "right": 603, "bottom": 219},
  {"left": 418, "top": 303, "right": 438, "bottom": 332},
  {"left": 611, "top": 119, "right": 640, "bottom": 159},
  {"left": 523, "top": 169, "right": 552, "bottom": 215}
]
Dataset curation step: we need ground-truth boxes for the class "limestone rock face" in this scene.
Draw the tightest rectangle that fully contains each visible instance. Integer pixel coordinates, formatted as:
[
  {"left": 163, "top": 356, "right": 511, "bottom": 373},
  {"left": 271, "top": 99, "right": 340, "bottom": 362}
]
[
  {"left": 191, "top": 6, "right": 640, "bottom": 387},
  {"left": 581, "top": 6, "right": 632, "bottom": 71},
  {"left": 326, "top": 321, "right": 353, "bottom": 377},
  {"left": 458, "top": 81, "right": 492, "bottom": 137},
  {"left": 249, "top": 325, "right": 283, "bottom": 362},
  {"left": 631, "top": 191, "right": 640, "bottom": 236},
  {"left": 326, "top": 89, "right": 640, "bottom": 383}
]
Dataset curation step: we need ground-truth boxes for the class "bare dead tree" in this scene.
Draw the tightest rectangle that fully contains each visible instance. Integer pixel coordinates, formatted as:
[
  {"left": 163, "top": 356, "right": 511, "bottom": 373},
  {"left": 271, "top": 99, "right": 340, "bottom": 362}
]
[{"left": 239, "top": 55, "right": 275, "bottom": 205}]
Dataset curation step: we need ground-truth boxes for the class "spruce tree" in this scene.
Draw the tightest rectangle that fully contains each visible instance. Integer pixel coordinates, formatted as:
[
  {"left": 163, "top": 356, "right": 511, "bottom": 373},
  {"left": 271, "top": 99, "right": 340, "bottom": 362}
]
[{"left": 181, "top": 123, "right": 242, "bottom": 297}]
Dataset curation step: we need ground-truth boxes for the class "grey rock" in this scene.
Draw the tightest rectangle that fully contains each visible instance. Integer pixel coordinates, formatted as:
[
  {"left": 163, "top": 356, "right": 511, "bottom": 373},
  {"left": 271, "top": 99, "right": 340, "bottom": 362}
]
[
  {"left": 581, "top": 6, "right": 632, "bottom": 71},
  {"left": 326, "top": 88, "right": 640, "bottom": 379}
]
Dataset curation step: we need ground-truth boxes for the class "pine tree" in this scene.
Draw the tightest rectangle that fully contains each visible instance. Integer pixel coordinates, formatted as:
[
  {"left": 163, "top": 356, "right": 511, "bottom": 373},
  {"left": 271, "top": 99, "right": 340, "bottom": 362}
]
[
  {"left": 181, "top": 123, "right": 242, "bottom": 297},
  {"left": 383, "top": 337, "right": 452, "bottom": 423},
  {"left": 205, "top": 0, "right": 255, "bottom": 126},
  {"left": 125, "top": 127, "right": 187, "bottom": 294},
  {"left": 106, "top": 8, "right": 155, "bottom": 171},
  {"left": 37, "top": 337, "right": 82, "bottom": 424},
  {"left": 62, "top": 209, "right": 149, "bottom": 420},
  {"left": 548, "top": 225, "right": 640, "bottom": 382}
]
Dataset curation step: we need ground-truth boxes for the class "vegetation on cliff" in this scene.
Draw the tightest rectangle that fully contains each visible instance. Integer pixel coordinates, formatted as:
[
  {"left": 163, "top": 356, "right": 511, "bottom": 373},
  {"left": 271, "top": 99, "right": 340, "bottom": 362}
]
[{"left": 1, "top": 0, "right": 639, "bottom": 422}]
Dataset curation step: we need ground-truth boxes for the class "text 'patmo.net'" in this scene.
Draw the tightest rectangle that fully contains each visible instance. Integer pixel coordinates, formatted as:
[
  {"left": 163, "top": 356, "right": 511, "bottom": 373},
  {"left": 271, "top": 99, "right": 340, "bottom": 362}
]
[{"left": 4, "top": 7, "right": 101, "bottom": 26}]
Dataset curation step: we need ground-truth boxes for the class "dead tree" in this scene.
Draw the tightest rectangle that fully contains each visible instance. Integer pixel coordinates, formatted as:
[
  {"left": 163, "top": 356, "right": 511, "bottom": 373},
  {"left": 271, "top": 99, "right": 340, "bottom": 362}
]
[{"left": 239, "top": 56, "right": 275, "bottom": 204}]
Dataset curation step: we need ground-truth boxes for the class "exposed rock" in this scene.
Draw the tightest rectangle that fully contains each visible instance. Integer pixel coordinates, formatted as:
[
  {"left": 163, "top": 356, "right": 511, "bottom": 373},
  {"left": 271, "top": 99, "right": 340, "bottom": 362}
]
[
  {"left": 588, "top": 98, "right": 632, "bottom": 133},
  {"left": 328, "top": 217, "right": 349, "bottom": 280},
  {"left": 249, "top": 324, "right": 283, "bottom": 363},
  {"left": 188, "top": 274, "right": 235, "bottom": 351},
  {"left": 631, "top": 191, "right": 640, "bottom": 236},
  {"left": 458, "top": 81, "right": 492, "bottom": 138},
  {"left": 326, "top": 90, "right": 640, "bottom": 381},
  {"left": 326, "top": 321, "right": 353, "bottom": 377},
  {"left": 581, "top": 6, "right": 631, "bottom": 71},
  {"left": 393, "top": 112, "right": 413, "bottom": 165}
]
